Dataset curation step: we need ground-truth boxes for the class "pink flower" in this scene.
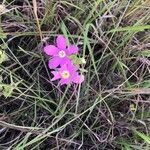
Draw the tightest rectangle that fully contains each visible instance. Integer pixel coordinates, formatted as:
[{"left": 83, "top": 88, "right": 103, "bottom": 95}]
[
  {"left": 44, "top": 35, "right": 78, "bottom": 68},
  {"left": 51, "top": 63, "right": 84, "bottom": 85}
]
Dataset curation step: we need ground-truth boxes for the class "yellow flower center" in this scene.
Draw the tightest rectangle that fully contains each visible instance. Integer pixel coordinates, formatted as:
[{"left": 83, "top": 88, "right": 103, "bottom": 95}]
[
  {"left": 58, "top": 50, "right": 66, "bottom": 58},
  {"left": 61, "top": 70, "right": 70, "bottom": 79}
]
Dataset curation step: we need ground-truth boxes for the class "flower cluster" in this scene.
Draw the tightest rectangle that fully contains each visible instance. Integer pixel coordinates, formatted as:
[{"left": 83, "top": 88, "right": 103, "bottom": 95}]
[{"left": 44, "top": 35, "right": 84, "bottom": 85}]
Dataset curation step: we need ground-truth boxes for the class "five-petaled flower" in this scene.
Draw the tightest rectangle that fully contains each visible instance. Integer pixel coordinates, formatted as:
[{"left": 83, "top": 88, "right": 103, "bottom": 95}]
[
  {"left": 44, "top": 35, "right": 78, "bottom": 68},
  {"left": 44, "top": 35, "right": 84, "bottom": 85},
  {"left": 51, "top": 63, "right": 84, "bottom": 85}
]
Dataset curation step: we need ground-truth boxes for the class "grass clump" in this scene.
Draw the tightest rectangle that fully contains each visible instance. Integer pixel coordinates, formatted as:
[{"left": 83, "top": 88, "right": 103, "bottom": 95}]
[{"left": 0, "top": 0, "right": 150, "bottom": 149}]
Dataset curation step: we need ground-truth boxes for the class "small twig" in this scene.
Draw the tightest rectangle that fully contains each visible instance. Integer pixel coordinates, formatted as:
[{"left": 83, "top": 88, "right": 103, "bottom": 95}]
[
  {"left": 32, "top": 0, "right": 43, "bottom": 41},
  {"left": 0, "top": 121, "right": 80, "bottom": 146},
  {"left": 0, "top": 121, "right": 43, "bottom": 134}
]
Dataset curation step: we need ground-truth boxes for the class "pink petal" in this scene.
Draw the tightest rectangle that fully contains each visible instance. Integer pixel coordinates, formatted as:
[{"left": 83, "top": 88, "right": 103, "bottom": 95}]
[
  {"left": 60, "top": 78, "right": 71, "bottom": 85},
  {"left": 44, "top": 45, "right": 59, "bottom": 56},
  {"left": 51, "top": 71, "right": 61, "bottom": 81},
  {"left": 72, "top": 73, "right": 84, "bottom": 84},
  {"left": 59, "top": 64, "right": 68, "bottom": 72},
  {"left": 67, "top": 62, "right": 78, "bottom": 72},
  {"left": 48, "top": 57, "right": 61, "bottom": 68},
  {"left": 59, "top": 57, "right": 71, "bottom": 66},
  {"left": 56, "top": 35, "right": 67, "bottom": 49},
  {"left": 67, "top": 45, "right": 78, "bottom": 54}
]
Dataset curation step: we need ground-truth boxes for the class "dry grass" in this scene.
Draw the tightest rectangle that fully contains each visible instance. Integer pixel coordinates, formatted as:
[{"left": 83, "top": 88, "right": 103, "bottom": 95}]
[{"left": 0, "top": 0, "right": 150, "bottom": 149}]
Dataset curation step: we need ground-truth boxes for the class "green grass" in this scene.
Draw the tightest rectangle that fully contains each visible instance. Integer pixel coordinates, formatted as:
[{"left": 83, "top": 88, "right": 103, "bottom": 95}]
[{"left": 0, "top": 0, "right": 150, "bottom": 149}]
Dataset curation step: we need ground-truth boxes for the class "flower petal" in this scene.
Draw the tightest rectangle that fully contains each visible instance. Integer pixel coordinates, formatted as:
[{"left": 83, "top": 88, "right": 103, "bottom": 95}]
[
  {"left": 67, "top": 62, "right": 78, "bottom": 72},
  {"left": 59, "top": 57, "right": 71, "bottom": 67},
  {"left": 56, "top": 35, "right": 67, "bottom": 49},
  {"left": 72, "top": 73, "right": 84, "bottom": 84},
  {"left": 44, "top": 45, "right": 59, "bottom": 56},
  {"left": 60, "top": 78, "right": 71, "bottom": 85},
  {"left": 67, "top": 45, "right": 78, "bottom": 54},
  {"left": 59, "top": 63, "right": 67, "bottom": 72},
  {"left": 51, "top": 71, "right": 61, "bottom": 81},
  {"left": 48, "top": 57, "right": 61, "bottom": 68}
]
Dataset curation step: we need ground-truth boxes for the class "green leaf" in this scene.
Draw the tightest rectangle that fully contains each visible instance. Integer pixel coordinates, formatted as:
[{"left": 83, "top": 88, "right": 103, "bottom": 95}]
[
  {"left": 0, "top": 50, "right": 8, "bottom": 64},
  {"left": 69, "top": 54, "right": 77, "bottom": 60},
  {"left": 2, "top": 84, "right": 14, "bottom": 98},
  {"left": 124, "top": 145, "right": 133, "bottom": 150},
  {"left": 69, "top": 54, "right": 86, "bottom": 65},
  {"left": 74, "top": 58, "right": 86, "bottom": 65},
  {"left": 134, "top": 130, "right": 150, "bottom": 144},
  {"left": 0, "top": 75, "right": 21, "bottom": 98},
  {"left": 80, "top": 68, "right": 88, "bottom": 73},
  {"left": 0, "top": 43, "right": 8, "bottom": 50},
  {"left": 141, "top": 50, "right": 150, "bottom": 57},
  {"left": 109, "top": 25, "right": 150, "bottom": 32}
]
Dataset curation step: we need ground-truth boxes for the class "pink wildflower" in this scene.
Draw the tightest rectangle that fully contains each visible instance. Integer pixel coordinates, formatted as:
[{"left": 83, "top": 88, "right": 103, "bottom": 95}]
[
  {"left": 51, "top": 63, "right": 84, "bottom": 85},
  {"left": 44, "top": 35, "right": 78, "bottom": 68}
]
